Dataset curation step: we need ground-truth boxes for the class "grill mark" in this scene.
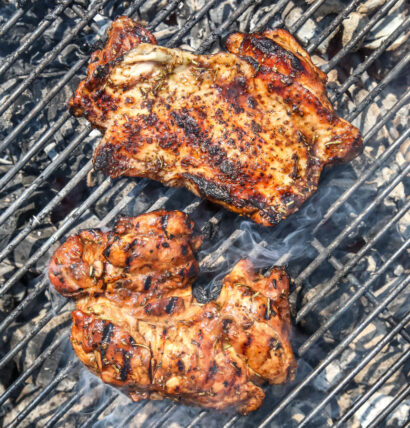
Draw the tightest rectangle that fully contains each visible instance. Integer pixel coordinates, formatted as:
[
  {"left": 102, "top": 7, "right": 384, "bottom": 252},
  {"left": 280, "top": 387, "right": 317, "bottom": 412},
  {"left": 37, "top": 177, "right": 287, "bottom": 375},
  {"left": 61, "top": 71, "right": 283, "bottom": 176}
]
[
  {"left": 165, "top": 297, "right": 178, "bottom": 314},
  {"left": 144, "top": 276, "right": 152, "bottom": 291},
  {"left": 120, "top": 349, "right": 131, "bottom": 381},
  {"left": 100, "top": 322, "right": 114, "bottom": 361}
]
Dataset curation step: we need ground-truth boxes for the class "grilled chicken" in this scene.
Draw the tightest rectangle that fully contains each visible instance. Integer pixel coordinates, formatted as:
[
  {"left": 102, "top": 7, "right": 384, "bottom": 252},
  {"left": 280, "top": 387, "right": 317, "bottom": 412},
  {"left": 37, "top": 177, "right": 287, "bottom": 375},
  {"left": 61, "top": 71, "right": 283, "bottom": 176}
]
[
  {"left": 49, "top": 212, "right": 296, "bottom": 414},
  {"left": 49, "top": 210, "right": 202, "bottom": 298},
  {"left": 69, "top": 17, "right": 362, "bottom": 226}
]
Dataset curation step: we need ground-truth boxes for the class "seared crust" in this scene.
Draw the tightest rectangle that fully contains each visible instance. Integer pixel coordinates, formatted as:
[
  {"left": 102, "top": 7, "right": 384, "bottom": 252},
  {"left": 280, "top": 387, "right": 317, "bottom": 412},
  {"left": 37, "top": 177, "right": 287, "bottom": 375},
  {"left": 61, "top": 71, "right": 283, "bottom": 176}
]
[
  {"left": 69, "top": 17, "right": 362, "bottom": 226},
  {"left": 49, "top": 211, "right": 297, "bottom": 414}
]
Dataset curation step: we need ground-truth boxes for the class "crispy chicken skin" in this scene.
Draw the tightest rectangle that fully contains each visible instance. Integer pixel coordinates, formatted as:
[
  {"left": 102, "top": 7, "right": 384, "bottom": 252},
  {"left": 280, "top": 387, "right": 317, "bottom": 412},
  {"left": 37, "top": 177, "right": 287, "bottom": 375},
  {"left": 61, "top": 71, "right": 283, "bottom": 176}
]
[
  {"left": 49, "top": 212, "right": 296, "bottom": 414},
  {"left": 69, "top": 17, "right": 362, "bottom": 226}
]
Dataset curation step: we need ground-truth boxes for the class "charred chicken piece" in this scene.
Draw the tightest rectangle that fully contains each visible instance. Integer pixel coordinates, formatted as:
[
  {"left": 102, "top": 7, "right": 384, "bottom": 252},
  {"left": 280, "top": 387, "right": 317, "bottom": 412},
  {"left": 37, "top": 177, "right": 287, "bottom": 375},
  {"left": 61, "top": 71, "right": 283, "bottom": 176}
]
[
  {"left": 49, "top": 213, "right": 296, "bottom": 414},
  {"left": 49, "top": 210, "right": 202, "bottom": 298},
  {"left": 69, "top": 16, "right": 362, "bottom": 226}
]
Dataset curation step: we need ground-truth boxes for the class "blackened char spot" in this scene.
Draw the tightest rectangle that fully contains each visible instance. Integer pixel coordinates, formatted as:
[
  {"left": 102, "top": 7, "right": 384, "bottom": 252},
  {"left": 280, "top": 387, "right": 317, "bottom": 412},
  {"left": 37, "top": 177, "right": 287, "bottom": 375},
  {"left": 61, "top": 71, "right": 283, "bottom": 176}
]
[
  {"left": 144, "top": 276, "right": 152, "bottom": 291},
  {"left": 219, "top": 159, "right": 238, "bottom": 179},
  {"left": 94, "top": 145, "right": 116, "bottom": 172},
  {"left": 120, "top": 350, "right": 131, "bottom": 381},
  {"left": 93, "top": 63, "right": 110, "bottom": 80},
  {"left": 177, "top": 359, "right": 184, "bottom": 372},
  {"left": 133, "top": 26, "right": 154, "bottom": 44},
  {"left": 240, "top": 55, "right": 259, "bottom": 70},
  {"left": 250, "top": 37, "right": 304, "bottom": 72},
  {"left": 222, "top": 319, "right": 232, "bottom": 333},
  {"left": 165, "top": 297, "right": 179, "bottom": 314},
  {"left": 171, "top": 111, "right": 201, "bottom": 136},
  {"left": 181, "top": 245, "right": 188, "bottom": 256},
  {"left": 207, "top": 361, "right": 218, "bottom": 381},
  {"left": 183, "top": 174, "right": 235, "bottom": 206},
  {"left": 100, "top": 322, "right": 114, "bottom": 361}
]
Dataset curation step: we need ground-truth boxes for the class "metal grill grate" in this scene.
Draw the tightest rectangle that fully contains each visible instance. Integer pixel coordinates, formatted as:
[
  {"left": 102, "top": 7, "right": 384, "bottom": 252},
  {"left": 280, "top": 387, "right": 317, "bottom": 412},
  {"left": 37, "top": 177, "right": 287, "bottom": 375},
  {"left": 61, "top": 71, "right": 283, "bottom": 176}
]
[{"left": 0, "top": 1, "right": 408, "bottom": 427}]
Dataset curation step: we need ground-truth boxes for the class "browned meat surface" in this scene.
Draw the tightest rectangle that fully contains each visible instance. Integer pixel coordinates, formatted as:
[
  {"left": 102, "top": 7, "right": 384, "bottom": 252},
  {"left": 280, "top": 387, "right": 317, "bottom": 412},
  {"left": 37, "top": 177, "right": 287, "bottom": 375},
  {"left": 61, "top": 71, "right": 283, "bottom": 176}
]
[
  {"left": 69, "top": 17, "right": 362, "bottom": 226},
  {"left": 49, "top": 212, "right": 296, "bottom": 414},
  {"left": 49, "top": 210, "right": 202, "bottom": 298}
]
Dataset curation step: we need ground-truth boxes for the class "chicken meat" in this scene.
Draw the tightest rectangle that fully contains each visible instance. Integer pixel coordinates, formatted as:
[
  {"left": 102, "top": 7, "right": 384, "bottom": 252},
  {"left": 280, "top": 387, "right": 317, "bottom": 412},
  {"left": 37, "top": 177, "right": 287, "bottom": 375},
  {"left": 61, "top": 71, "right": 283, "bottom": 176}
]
[
  {"left": 69, "top": 17, "right": 362, "bottom": 226},
  {"left": 49, "top": 211, "right": 296, "bottom": 414}
]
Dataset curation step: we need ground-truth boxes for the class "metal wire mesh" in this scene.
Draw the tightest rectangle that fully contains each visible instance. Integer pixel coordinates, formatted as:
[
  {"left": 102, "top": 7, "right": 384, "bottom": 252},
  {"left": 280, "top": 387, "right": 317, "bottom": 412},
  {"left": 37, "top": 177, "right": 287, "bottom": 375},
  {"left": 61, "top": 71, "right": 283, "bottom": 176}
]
[{"left": 0, "top": 0, "right": 408, "bottom": 427}]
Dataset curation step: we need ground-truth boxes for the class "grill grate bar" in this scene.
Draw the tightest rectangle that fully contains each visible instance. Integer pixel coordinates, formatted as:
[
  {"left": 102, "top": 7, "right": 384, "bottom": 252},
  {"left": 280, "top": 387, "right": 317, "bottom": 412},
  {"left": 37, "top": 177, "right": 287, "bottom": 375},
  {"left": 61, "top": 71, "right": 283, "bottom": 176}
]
[
  {"left": 0, "top": 7, "right": 25, "bottom": 38},
  {"left": 297, "top": 187, "right": 410, "bottom": 326},
  {"left": 71, "top": 4, "right": 102, "bottom": 35},
  {"left": 289, "top": 0, "right": 327, "bottom": 33},
  {"left": 0, "top": 0, "right": 74, "bottom": 78},
  {"left": 185, "top": 410, "right": 207, "bottom": 428},
  {"left": 97, "top": 179, "right": 149, "bottom": 226},
  {"left": 296, "top": 162, "right": 410, "bottom": 288},
  {"left": 0, "top": 301, "right": 67, "bottom": 371},
  {"left": 0, "top": 111, "right": 71, "bottom": 193},
  {"left": 166, "top": 0, "right": 219, "bottom": 47},
  {"left": 331, "top": 16, "right": 410, "bottom": 103},
  {"left": 7, "top": 361, "right": 75, "bottom": 428},
  {"left": 306, "top": 0, "right": 363, "bottom": 54},
  {"left": 256, "top": 277, "right": 410, "bottom": 428},
  {"left": 252, "top": 0, "right": 288, "bottom": 32},
  {"left": 310, "top": 236, "right": 410, "bottom": 345},
  {"left": 347, "top": 52, "right": 410, "bottom": 122},
  {"left": 315, "top": 91, "right": 410, "bottom": 232},
  {"left": 0, "top": 160, "right": 92, "bottom": 264},
  {"left": 0, "top": 56, "right": 86, "bottom": 154},
  {"left": 0, "top": 177, "right": 112, "bottom": 296},
  {"left": 43, "top": 384, "right": 88, "bottom": 428},
  {"left": 148, "top": 403, "right": 177, "bottom": 428},
  {"left": 0, "top": 276, "right": 48, "bottom": 334},
  {"left": 0, "top": 126, "right": 91, "bottom": 232},
  {"left": 197, "top": 0, "right": 261, "bottom": 54},
  {"left": 298, "top": 214, "right": 410, "bottom": 353},
  {"left": 147, "top": 0, "right": 181, "bottom": 31},
  {"left": 123, "top": 402, "right": 148, "bottom": 425},
  {"left": 0, "top": 331, "right": 68, "bottom": 407},
  {"left": 0, "top": 0, "right": 111, "bottom": 120},
  {"left": 79, "top": 394, "right": 119, "bottom": 428},
  {"left": 335, "top": 348, "right": 410, "bottom": 427},
  {"left": 299, "top": 310, "right": 410, "bottom": 427},
  {"left": 362, "top": 384, "right": 410, "bottom": 428},
  {"left": 322, "top": 0, "right": 405, "bottom": 73}
]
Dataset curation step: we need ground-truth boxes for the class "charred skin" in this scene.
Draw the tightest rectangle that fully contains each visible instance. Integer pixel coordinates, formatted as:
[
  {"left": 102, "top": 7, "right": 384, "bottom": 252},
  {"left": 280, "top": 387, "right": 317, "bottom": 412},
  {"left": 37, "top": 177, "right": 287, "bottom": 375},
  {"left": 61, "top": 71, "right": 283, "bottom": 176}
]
[
  {"left": 48, "top": 210, "right": 202, "bottom": 298},
  {"left": 49, "top": 214, "right": 296, "bottom": 414},
  {"left": 69, "top": 17, "right": 362, "bottom": 226}
]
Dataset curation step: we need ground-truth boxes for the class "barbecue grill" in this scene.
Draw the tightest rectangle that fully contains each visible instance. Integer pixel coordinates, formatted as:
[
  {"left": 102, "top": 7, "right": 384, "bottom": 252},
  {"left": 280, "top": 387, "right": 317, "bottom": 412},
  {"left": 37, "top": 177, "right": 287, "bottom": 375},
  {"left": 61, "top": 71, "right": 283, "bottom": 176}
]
[{"left": 0, "top": 0, "right": 408, "bottom": 427}]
